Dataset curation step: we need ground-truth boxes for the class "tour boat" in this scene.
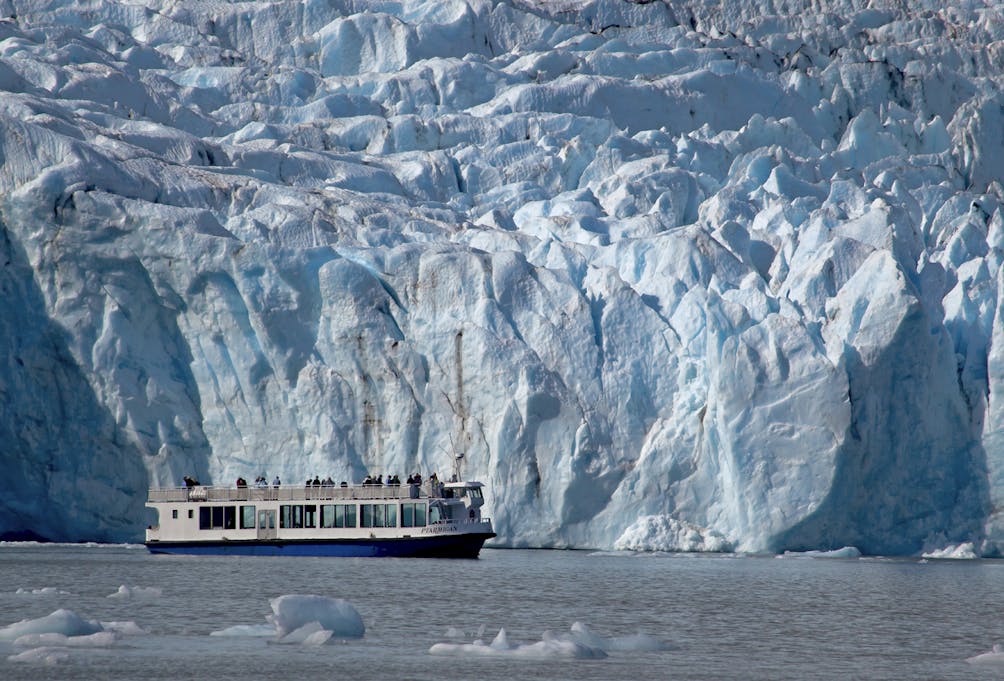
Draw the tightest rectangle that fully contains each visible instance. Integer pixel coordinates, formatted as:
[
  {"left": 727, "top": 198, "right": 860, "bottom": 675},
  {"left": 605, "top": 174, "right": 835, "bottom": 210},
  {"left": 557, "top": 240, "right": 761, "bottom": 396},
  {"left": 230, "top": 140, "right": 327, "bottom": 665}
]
[{"left": 144, "top": 478, "right": 496, "bottom": 558}]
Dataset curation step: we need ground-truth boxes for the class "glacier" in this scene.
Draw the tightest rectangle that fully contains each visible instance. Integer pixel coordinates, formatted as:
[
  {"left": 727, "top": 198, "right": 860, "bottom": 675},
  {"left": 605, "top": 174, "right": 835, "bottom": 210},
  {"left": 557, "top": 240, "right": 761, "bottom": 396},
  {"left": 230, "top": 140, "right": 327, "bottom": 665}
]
[{"left": 0, "top": 0, "right": 1003, "bottom": 555}]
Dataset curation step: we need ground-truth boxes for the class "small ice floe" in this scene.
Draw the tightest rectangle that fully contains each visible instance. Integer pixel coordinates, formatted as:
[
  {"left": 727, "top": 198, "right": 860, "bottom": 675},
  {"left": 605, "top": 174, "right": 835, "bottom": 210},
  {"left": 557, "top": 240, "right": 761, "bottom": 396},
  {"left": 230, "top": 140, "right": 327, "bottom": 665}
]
[
  {"left": 107, "top": 585, "right": 164, "bottom": 600},
  {"left": 567, "top": 622, "right": 671, "bottom": 652},
  {"left": 267, "top": 595, "right": 365, "bottom": 641},
  {"left": 429, "top": 627, "right": 607, "bottom": 659},
  {"left": 0, "top": 609, "right": 131, "bottom": 663},
  {"left": 210, "top": 624, "right": 276, "bottom": 637},
  {"left": 100, "top": 621, "right": 148, "bottom": 636},
  {"left": 443, "top": 626, "right": 466, "bottom": 638},
  {"left": 15, "top": 587, "right": 70, "bottom": 597},
  {"left": 0, "top": 609, "right": 103, "bottom": 642},
  {"left": 779, "top": 546, "right": 862, "bottom": 559},
  {"left": 13, "top": 631, "right": 117, "bottom": 648},
  {"left": 214, "top": 594, "right": 365, "bottom": 645},
  {"left": 429, "top": 622, "right": 671, "bottom": 660},
  {"left": 966, "top": 644, "right": 1004, "bottom": 665},
  {"left": 921, "top": 542, "right": 978, "bottom": 560},
  {"left": 8, "top": 646, "right": 70, "bottom": 665},
  {"left": 274, "top": 621, "right": 334, "bottom": 646}
]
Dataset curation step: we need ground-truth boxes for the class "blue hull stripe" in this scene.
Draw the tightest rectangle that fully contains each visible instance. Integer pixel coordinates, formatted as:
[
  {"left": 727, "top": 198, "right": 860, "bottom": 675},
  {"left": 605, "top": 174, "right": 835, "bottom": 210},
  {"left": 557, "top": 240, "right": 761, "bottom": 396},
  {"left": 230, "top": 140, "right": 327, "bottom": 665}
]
[{"left": 146, "top": 533, "right": 495, "bottom": 558}]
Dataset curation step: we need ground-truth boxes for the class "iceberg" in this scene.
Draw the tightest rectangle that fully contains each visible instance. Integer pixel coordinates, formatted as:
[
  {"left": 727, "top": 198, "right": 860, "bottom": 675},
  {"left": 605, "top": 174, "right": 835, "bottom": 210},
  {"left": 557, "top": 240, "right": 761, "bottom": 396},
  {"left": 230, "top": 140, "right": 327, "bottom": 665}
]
[
  {"left": 0, "top": 610, "right": 104, "bottom": 642},
  {"left": 266, "top": 594, "right": 365, "bottom": 640},
  {"left": 0, "top": 0, "right": 1002, "bottom": 556}
]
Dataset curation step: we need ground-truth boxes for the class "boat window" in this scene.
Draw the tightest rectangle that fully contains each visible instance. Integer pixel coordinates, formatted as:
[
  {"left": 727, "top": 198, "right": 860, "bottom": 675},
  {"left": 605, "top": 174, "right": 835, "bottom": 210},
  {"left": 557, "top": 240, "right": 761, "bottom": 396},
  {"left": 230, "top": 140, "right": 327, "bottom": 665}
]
[
  {"left": 304, "top": 505, "right": 316, "bottom": 528},
  {"left": 337, "top": 504, "right": 357, "bottom": 530},
  {"left": 240, "top": 506, "right": 256, "bottom": 529},
  {"left": 429, "top": 504, "right": 441, "bottom": 524},
  {"left": 188, "top": 509, "right": 194, "bottom": 519},
  {"left": 322, "top": 504, "right": 357, "bottom": 528},
  {"left": 172, "top": 509, "right": 178, "bottom": 519},
  {"left": 279, "top": 505, "right": 305, "bottom": 529},
  {"left": 198, "top": 506, "right": 236, "bottom": 530},
  {"left": 401, "top": 503, "right": 427, "bottom": 527},
  {"left": 361, "top": 504, "right": 396, "bottom": 528},
  {"left": 469, "top": 488, "right": 483, "bottom": 500}
]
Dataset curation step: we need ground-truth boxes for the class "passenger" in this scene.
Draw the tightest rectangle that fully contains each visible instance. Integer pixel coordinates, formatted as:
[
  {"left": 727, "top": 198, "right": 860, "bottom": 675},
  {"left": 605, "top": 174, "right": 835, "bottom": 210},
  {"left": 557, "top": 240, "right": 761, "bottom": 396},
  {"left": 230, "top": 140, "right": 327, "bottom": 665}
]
[
  {"left": 363, "top": 475, "right": 373, "bottom": 486},
  {"left": 256, "top": 476, "right": 268, "bottom": 488},
  {"left": 273, "top": 476, "right": 281, "bottom": 487},
  {"left": 236, "top": 477, "right": 246, "bottom": 488},
  {"left": 391, "top": 474, "right": 401, "bottom": 485},
  {"left": 406, "top": 474, "right": 415, "bottom": 485},
  {"left": 376, "top": 474, "right": 383, "bottom": 485},
  {"left": 313, "top": 476, "right": 321, "bottom": 486},
  {"left": 323, "top": 476, "right": 334, "bottom": 486}
]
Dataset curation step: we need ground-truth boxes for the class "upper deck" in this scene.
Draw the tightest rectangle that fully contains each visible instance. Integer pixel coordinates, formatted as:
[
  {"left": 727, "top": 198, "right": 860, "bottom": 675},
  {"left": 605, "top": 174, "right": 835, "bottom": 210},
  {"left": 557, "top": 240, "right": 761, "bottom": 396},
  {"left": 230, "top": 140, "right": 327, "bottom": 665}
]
[{"left": 147, "top": 480, "right": 485, "bottom": 505}]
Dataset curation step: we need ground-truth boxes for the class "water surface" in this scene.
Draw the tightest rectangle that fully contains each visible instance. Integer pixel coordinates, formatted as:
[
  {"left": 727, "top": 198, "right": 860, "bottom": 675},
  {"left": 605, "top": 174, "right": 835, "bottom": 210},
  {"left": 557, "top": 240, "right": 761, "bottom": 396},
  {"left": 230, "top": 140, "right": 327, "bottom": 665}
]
[{"left": 0, "top": 544, "right": 1001, "bottom": 680}]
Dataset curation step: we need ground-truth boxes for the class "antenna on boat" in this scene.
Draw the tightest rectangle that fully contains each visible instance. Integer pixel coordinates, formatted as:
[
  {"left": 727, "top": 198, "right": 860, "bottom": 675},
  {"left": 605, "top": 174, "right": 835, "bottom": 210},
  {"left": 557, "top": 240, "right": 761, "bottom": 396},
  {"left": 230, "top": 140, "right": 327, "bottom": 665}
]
[{"left": 453, "top": 451, "right": 464, "bottom": 482}]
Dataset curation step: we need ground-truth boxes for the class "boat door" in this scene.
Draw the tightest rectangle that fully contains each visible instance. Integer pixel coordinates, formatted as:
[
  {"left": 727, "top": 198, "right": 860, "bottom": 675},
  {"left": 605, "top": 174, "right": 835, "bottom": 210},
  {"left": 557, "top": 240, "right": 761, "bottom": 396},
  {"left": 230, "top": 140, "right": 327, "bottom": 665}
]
[{"left": 257, "top": 509, "right": 276, "bottom": 541}]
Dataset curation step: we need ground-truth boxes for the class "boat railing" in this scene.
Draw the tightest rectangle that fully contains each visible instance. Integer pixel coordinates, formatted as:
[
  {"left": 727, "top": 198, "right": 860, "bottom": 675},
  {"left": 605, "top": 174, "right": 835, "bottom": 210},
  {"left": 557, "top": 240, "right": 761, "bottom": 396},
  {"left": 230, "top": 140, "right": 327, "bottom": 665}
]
[{"left": 148, "top": 484, "right": 440, "bottom": 504}]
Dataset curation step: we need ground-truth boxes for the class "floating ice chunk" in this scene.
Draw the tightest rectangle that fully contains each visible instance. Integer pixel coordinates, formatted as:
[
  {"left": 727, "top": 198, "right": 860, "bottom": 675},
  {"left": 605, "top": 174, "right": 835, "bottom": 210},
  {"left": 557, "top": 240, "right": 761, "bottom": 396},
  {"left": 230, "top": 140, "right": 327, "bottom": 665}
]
[
  {"left": 13, "top": 631, "right": 117, "bottom": 648},
  {"left": 266, "top": 595, "right": 364, "bottom": 639},
  {"left": 8, "top": 646, "right": 70, "bottom": 664},
  {"left": 443, "top": 626, "right": 465, "bottom": 638},
  {"left": 0, "top": 609, "right": 103, "bottom": 641},
  {"left": 567, "top": 622, "right": 671, "bottom": 652},
  {"left": 210, "top": 624, "right": 277, "bottom": 637},
  {"left": 100, "top": 621, "right": 148, "bottom": 636},
  {"left": 968, "top": 645, "right": 1004, "bottom": 665},
  {"left": 922, "top": 542, "right": 978, "bottom": 559},
  {"left": 276, "top": 621, "right": 334, "bottom": 646},
  {"left": 429, "top": 627, "right": 607, "bottom": 659},
  {"left": 107, "top": 585, "right": 163, "bottom": 600},
  {"left": 15, "top": 587, "right": 70, "bottom": 596},
  {"left": 780, "top": 547, "right": 862, "bottom": 559}
]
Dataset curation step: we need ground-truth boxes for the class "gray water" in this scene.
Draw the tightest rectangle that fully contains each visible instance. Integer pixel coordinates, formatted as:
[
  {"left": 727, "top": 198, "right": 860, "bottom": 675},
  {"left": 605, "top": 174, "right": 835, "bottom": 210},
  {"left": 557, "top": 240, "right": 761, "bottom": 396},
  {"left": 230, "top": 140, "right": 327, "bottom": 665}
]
[{"left": 0, "top": 544, "right": 1002, "bottom": 680}]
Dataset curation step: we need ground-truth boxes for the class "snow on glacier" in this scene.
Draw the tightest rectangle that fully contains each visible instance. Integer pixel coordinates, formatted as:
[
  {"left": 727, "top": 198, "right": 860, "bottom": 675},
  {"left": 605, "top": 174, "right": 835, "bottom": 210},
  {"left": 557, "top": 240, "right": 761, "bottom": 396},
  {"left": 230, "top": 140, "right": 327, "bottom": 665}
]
[{"left": 0, "top": 0, "right": 1002, "bottom": 555}]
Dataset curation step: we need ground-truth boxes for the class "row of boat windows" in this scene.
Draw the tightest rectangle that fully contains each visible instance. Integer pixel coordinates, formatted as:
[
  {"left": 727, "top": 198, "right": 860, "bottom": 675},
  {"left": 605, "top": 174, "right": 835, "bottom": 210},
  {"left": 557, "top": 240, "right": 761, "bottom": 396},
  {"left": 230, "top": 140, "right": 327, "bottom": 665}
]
[{"left": 184, "top": 502, "right": 433, "bottom": 530}]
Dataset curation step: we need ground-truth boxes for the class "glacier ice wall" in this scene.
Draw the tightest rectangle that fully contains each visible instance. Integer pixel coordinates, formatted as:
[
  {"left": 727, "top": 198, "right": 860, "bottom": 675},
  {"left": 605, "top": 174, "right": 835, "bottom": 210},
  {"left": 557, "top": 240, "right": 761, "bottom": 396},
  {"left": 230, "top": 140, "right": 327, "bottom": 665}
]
[{"left": 0, "top": 0, "right": 1002, "bottom": 554}]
